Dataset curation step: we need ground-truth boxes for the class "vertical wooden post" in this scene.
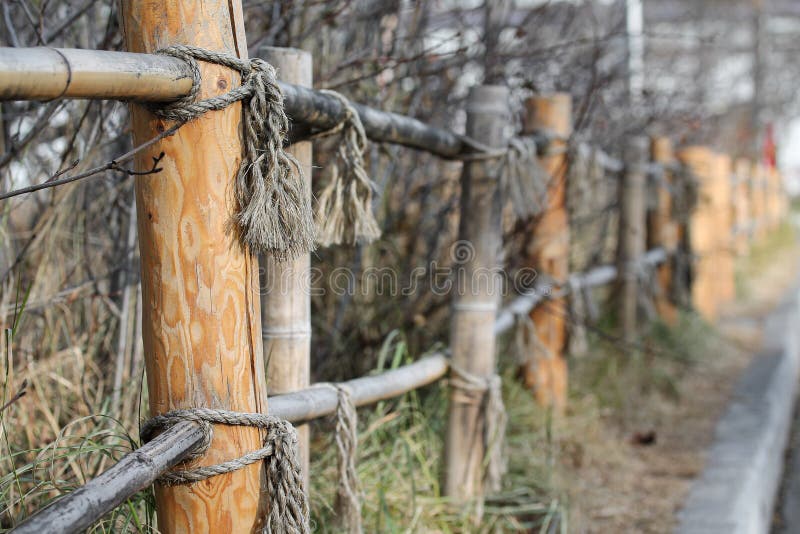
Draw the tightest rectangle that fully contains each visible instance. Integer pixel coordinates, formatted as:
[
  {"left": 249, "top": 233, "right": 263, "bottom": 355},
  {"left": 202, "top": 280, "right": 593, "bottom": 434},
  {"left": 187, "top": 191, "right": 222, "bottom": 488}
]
[
  {"left": 714, "top": 154, "right": 735, "bottom": 304},
  {"left": 677, "top": 146, "right": 717, "bottom": 321},
  {"left": 121, "top": 2, "right": 269, "bottom": 532},
  {"left": 258, "top": 46, "right": 312, "bottom": 482},
  {"left": 648, "top": 137, "right": 679, "bottom": 324},
  {"left": 733, "top": 158, "right": 752, "bottom": 256},
  {"left": 445, "top": 85, "right": 509, "bottom": 503},
  {"left": 617, "top": 136, "right": 649, "bottom": 343},
  {"left": 519, "top": 93, "right": 571, "bottom": 412}
]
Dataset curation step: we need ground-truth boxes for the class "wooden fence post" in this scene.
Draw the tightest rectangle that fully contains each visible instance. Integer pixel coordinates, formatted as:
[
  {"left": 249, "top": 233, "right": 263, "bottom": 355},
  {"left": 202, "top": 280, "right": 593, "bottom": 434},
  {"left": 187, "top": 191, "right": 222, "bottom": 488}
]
[
  {"left": 445, "top": 85, "right": 509, "bottom": 503},
  {"left": 258, "top": 46, "right": 312, "bottom": 483},
  {"left": 733, "top": 158, "right": 752, "bottom": 256},
  {"left": 120, "top": 2, "right": 270, "bottom": 531},
  {"left": 648, "top": 136, "right": 679, "bottom": 325},
  {"left": 714, "top": 154, "right": 736, "bottom": 304},
  {"left": 677, "top": 146, "right": 717, "bottom": 321},
  {"left": 520, "top": 93, "right": 571, "bottom": 412},
  {"left": 618, "top": 136, "right": 649, "bottom": 342}
]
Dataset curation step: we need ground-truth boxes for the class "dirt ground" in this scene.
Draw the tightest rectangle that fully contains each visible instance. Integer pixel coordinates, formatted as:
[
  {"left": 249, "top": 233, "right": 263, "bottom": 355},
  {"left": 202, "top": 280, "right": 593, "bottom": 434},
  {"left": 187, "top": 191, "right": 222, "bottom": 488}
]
[{"left": 562, "top": 232, "right": 800, "bottom": 534}]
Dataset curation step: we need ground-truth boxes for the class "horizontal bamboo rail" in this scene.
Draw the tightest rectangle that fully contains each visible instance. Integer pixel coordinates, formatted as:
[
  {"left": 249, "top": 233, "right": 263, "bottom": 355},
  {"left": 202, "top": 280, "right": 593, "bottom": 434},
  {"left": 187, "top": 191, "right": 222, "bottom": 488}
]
[
  {"left": 0, "top": 47, "right": 194, "bottom": 101},
  {"left": 0, "top": 46, "right": 515, "bottom": 158},
  {"left": 12, "top": 421, "right": 205, "bottom": 534},
  {"left": 12, "top": 246, "right": 669, "bottom": 533}
]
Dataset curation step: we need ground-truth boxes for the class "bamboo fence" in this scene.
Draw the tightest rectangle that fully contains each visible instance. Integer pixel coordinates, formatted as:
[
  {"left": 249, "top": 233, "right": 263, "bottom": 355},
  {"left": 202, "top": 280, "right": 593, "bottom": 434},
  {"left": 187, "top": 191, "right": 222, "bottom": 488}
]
[{"left": 0, "top": 16, "right": 791, "bottom": 533}]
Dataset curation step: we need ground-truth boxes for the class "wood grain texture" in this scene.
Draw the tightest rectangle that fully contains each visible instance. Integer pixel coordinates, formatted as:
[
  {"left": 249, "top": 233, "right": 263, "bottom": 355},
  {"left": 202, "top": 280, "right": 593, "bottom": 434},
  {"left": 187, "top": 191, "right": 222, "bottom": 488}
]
[
  {"left": 444, "top": 85, "right": 509, "bottom": 503},
  {"left": 520, "top": 94, "right": 571, "bottom": 413},
  {"left": 258, "top": 46, "right": 312, "bottom": 483},
  {"left": 120, "top": 1, "right": 268, "bottom": 532}
]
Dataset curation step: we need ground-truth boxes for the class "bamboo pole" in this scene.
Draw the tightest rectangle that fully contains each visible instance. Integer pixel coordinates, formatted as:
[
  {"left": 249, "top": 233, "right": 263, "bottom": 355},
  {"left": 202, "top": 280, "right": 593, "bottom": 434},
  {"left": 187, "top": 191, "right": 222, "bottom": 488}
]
[
  {"left": 258, "top": 46, "right": 312, "bottom": 482},
  {"left": 519, "top": 93, "right": 571, "bottom": 412},
  {"left": 12, "top": 422, "right": 207, "bottom": 534},
  {"left": 618, "top": 136, "right": 649, "bottom": 342},
  {"left": 0, "top": 47, "right": 194, "bottom": 101},
  {"left": 0, "top": 46, "right": 555, "bottom": 160},
  {"left": 648, "top": 137, "right": 678, "bottom": 325},
  {"left": 444, "top": 85, "right": 509, "bottom": 503},
  {"left": 120, "top": 2, "right": 269, "bottom": 532}
]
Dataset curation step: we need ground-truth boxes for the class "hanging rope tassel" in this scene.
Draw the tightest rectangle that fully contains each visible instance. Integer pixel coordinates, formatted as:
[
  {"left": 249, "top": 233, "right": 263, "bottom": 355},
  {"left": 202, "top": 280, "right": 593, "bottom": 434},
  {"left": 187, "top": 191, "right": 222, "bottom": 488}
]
[
  {"left": 449, "top": 363, "right": 508, "bottom": 492},
  {"left": 333, "top": 386, "right": 363, "bottom": 534},
  {"left": 140, "top": 408, "right": 310, "bottom": 534},
  {"left": 501, "top": 137, "right": 549, "bottom": 221},
  {"left": 567, "top": 278, "right": 589, "bottom": 357},
  {"left": 153, "top": 45, "right": 315, "bottom": 260},
  {"left": 312, "top": 90, "right": 381, "bottom": 247}
]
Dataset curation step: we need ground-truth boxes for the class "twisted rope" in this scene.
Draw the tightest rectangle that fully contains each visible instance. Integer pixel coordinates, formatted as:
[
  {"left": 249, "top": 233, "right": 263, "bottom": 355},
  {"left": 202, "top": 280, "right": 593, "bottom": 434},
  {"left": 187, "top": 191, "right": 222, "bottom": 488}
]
[
  {"left": 310, "top": 383, "right": 363, "bottom": 533},
  {"left": 140, "top": 407, "right": 310, "bottom": 534},
  {"left": 449, "top": 362, "right": 507, "bottom": 492},
  {"left": 566, "top": 278, "right": 589, "bottom": 357},
  {"left": 311, "top": 90, "right": 380, "bottom": 247},
  {"left": 153, "top": 45, "right": 315, "bottom": 260},
  {"left": 501, "top": 137, "right": 549, "bottom": 221}
]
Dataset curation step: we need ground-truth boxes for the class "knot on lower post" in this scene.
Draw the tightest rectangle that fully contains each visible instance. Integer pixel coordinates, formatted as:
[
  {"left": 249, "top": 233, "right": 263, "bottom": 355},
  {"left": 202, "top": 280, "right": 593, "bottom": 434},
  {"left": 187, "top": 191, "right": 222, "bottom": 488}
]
[
  {"left": 311, "top": 89, "right": 380, "bottom": 247},
  {"left": 448, "top": 363, "right": 507, "bottom": 492},
  {"left": 152, "top": 44, "right": 315, "bottom": 260},
  {"left": 141, "top": 407, "right": 310, "bottom": 534}
]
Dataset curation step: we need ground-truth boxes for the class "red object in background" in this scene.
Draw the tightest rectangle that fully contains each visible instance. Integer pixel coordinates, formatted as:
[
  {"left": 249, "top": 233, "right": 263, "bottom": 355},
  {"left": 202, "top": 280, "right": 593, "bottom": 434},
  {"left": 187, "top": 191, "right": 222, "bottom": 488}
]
[{"left": 763, "top": 123, "right": 777, "bottom": 169}]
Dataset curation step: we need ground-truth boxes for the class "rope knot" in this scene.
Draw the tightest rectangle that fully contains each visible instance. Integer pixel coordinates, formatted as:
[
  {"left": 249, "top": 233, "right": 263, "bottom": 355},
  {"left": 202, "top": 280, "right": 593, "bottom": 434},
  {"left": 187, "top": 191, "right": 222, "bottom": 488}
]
[
  {"left": 140, "top": 408, "right": 310, "bottom": 533},
  {"left": 448, "top": 363, "right": 507, "bottom": 492},
  {"left": 152, "top": 45, "right": 315, "bottom": 260}
]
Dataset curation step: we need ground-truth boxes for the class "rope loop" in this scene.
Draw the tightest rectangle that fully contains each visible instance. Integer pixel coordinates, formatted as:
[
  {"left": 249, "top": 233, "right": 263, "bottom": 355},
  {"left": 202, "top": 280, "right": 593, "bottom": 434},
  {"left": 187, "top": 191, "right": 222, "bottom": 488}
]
[
  {"left": 151, "top": 45, "right": 315, "bottom": 261},
  {"left": 141, "top": 407, "right": 310, "bottom": 534},
  {"left": 448, "top": 362, "right": 507, "bottom": 492}
]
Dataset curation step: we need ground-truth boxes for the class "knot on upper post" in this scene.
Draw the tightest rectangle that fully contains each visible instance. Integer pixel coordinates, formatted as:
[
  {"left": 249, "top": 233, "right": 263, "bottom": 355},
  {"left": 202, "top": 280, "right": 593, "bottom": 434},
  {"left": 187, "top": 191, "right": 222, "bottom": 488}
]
[{"left": 152, "top": 44, "right": 315, "bottom": 261}]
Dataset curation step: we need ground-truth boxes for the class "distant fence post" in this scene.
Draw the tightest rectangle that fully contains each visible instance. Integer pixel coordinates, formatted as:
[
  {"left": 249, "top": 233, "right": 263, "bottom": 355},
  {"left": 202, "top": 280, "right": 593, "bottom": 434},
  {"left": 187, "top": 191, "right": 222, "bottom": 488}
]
[
  {"left": 444, "top": 85, "right": 509, "bottom": 505},
  {"left": 677, "top": 146, "right": 717, "bottom": 321},
  {"left": 649, "top": 136, "right": 679, "bottom": 325},
  {"left": 520, "top": 93, "right": 571, "bottom": 412},
  {"left": 714, "top": 154, "right": 736, "bottom": 304},
  {"left": 258, "top": 46, "right": 312, "bottom": 483},
  {"left": 733, "top": 158, "right": 752, "bottom": 256},
  {"left": 121, "top": 2, "right": 269, "bottom": 531},
  {"left": 617, "top": 136, "right": 649, "bottom": 343}
]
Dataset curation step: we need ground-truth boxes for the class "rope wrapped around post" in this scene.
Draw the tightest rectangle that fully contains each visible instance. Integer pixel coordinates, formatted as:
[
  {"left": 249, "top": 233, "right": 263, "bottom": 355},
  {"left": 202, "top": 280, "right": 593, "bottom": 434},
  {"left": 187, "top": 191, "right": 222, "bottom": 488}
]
[
  {"left": 152, "top": 44, "right": 315, "bottom": 260},
  {"left": 501, "top": 137, "right": 549, "bottom": 221},
  {"left": 448, "top": 362, "right": 507, "bottom": 492},
  {"left": 140, "top": 408, "right": 310, "bottom": 534},
  {"left": 310, "top": 90, "right": 381, "bottom": 247}
]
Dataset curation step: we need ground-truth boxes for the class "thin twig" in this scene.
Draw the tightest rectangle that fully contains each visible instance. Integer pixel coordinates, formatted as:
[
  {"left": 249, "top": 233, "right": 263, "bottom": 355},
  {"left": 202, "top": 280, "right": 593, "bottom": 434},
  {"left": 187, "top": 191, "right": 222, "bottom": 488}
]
[{"left": 0, "top": 124, "right": 180, "bottom": 202}]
